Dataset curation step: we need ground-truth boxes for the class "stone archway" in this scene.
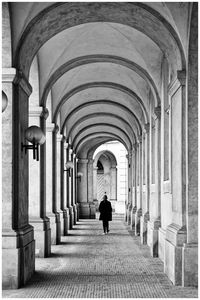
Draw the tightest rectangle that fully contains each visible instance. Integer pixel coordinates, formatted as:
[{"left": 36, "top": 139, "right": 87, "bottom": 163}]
[{"left": 93, "top": 150, "right": 117, "bottom": 211}]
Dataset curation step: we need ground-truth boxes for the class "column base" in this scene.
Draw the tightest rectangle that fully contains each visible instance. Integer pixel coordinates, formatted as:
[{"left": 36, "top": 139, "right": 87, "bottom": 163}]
[
  {"left": 62, "top": 209, "right": 70, "bottom": 236},
  {"left": 164, "top": 223, "right": 186, "bottom": 285},
  {"left": 147, "top": 219, "right": 161, "bottom": 257},
  {"left": 134, "top": 208, "right": 142, "bottom": 236},
  {"left": 130, "top": 206, "right": 137, "bottom": 230},
  {"left": 2, "top": 225, "right": 35, "bottom": 289},
  {"left": 76, "top": 203, "right": 80, "bottom": 221},
  {"left": 69, "top": 206, "right": 74, "bottom": 229},
  {"left": 73, "top": 205, "right": 77, "bottom": 225},
  {"left": 57, "top": 210, "right": 65, "bottom": 237},
  {"left": 47, "top": 213, "right": 57, "bottom": 245},
  {"left": 57, "top": 209, "right": 69, "bottom": 236},
  {"left": 89, "top": 202, "right": 96, "bottom": 219},
  {"left": 30, "top": 217, "right": 51, "bottom": 257},
  {"left": 93, "top": 199, "right": 99, "bottom": 211},
  {"left": 55, "top": 212, "right": 61, "bottom": 244},
  {"left": 182, "top": 243, "right": 198, "bottom": 287},
  {"left": 140, "top": 211, "right": 149, "bottom": 244},
  {"left": 79, "top": 202, "right": 96, "bottom": 219},
  {"left": 126, "top": 204, "right": 132, "bottom": 225}
]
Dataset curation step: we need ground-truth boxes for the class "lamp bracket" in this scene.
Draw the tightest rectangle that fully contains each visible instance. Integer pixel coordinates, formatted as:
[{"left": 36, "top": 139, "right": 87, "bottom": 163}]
[{"left": 21, "top": 142, "right": 39, "bottom": 161}]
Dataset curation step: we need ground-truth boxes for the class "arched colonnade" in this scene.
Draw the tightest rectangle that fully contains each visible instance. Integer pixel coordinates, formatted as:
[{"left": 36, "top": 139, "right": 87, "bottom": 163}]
[{"left": 2, "top": 2, "right": 198, "bottom": 289}]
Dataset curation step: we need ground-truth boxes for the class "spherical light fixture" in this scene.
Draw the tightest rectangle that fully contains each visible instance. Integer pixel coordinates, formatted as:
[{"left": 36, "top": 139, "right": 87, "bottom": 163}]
[
  {"left": 21, "top": 125, "right": 46, "bottom": 161},
  {"left": 2, "top": 91, "right": 8, "bottom": 112}
]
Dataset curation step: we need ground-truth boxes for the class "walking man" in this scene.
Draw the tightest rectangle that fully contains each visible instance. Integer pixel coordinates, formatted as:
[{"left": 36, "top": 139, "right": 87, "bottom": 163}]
[{"left": 99, "top": 194, "right": 112, "bottom": 234}]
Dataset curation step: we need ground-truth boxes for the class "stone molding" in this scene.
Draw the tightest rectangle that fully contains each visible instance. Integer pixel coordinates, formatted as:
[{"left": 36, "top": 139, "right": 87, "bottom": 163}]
[
  {"left": 57, "top": 133, "right": 63, "bottom": 143},
  {"left": 13, "top": 70, "right": 32, "bottom": 97},
  {"left": 88, "top": 158, "right": 94, "bottom": 164},
  {"left": 168, "top": 70, "right": 186, "bottom": 97},
  {"left": 78, "top": 158, "right": 88, "bottom": 164},
  {"left": 166, "top": 223, "right": 187, "bottom": 246},
  {"left": 53, "top": 124, "right": 59, "bottom": 134},
  {"left": 64, "top": 143, "right": 68, "bottom": 150},
  {"left": 41, "top": 107, "right": 49, "bottom": 120},
  {"left": 143, "top": 122, "right": 150, "bottom": 133},
  {"left": 46, "top": 123, "right": 55, "bottom": 132},
  {"left": 2, "top": 67, "right": 16, "bottom": 82},
  {"left": 61, "top": 136, "right": 66, "bottom": 143},
  {"left": 153, "top": 106, "right": 161, "bottom": 120},
  {"left": 29, "top": 106, "right": 43, "bottom": 117}
]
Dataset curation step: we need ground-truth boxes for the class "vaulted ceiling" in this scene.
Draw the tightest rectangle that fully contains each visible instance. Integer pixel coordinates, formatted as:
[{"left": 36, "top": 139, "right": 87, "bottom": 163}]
[{"left": 6, "top": 2, "right": 191, "bottom": 158}]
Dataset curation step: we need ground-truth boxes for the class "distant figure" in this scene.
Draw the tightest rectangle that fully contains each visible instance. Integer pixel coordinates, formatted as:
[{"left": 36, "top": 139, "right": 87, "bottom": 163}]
[{"left": 99, "top": 194, "right": 112, "bottom": 234}]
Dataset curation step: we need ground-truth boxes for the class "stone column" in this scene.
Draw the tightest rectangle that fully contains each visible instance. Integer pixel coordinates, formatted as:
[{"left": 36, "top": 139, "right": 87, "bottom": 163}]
[
  {"left": 126, "top": 152, "right": 132, "bottom": 225},
  {"left": 93, "top": 166, "right": 98, "bottom": 209},
  {"left": 68, "top": 147, "right": 74, "bottom": 229},
  {"left": 72, "top": 152, "right": 78, "bottom": 224},
  {"left": 2, "top": 69, "right": 35, "bottom": 288},
  {"left": 60, "top": 138, "right": 69, "bottom": 235},
  {"left": 88, "top": 158, "right": 96, "bottom": 218},
  {"left": 110, "top": 166, "right": 117, "bottom": 201},
  {"left": 52, "top": 125, "right": 61, "bottom": 244},
  {"left": 29, "top": 107, "right": 51, "bottom": 258},
  {"left": 140, "top": 123, "right": 150, "bottom": 244},
  {"left": 147, "top": 107, "right": 161, "bottom": 257},
  {"left": 164, "top": 71, "right": 187, "bottom": 285},
  {"left": 56, "top": 133, "right": 66, "bottom": 236},
  {"left": 65, "top": 145, "right": 71, "bottom": 230},
  {"left": 75, "top": 157, "right": 80, "bottom": 222},
  {"left": 46, "top": 123, "right": 57, "bottom": 244},
  {"left": 135, "top": 137, "right": 142, "bottom": 235},
  {"left": 131, "top": 147, "right": 137, "bottom": 230},
  {"left": 77, "top": 158, "right": 92, "bottom": 218},
  {"left": 182, "top": 6, "right": 198, "bottom": 287}
]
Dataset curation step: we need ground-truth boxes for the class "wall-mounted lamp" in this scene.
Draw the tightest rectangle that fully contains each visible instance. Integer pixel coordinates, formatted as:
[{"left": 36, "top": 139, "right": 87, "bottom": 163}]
[
  {"left": 2, "top": 91, "right": 8, "bottom": 112},
  {"left": 64, "top": 161, "right": 74, "bottom": 176},
  {"left": 76, "top": 172, "right": 83, "bottom": 182},
  {"left": 21, "top": 125, "right": 46, "bottom": 161}
]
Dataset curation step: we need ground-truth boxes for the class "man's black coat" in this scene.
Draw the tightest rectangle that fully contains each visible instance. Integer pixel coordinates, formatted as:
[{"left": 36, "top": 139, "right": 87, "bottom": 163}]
[{"left": 99, "top": 199, "right": 112, "bottom": 221}]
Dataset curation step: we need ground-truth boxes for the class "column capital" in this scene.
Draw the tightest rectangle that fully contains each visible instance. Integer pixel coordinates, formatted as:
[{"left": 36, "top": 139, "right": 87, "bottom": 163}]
[
  {"left": 78, "top": 158, "right": 88, "bottom": 164},
  {"left": 61, "top": 136, "right": 66, "bottom": 143},
  {"left": 133, "top": 143, "right": 138, "bottom": 151},
  {"left": 46, "top": 123, "right": 55, "bottom": 132},
  {"left": 168, "top": 70, "right": 186, "bottom": 96},
  {"left": 29, "top": 106, "right": 43, "bottom": 117},
  {"left": 153, "top": 106, "right": 161, "bottom": 120},
  {"left": 53, "top": 124, "right": 59, "bottom": 134},
  {"left": 41, "top": 107, "right": 49, "bottom": 120},
  {"left": 88, "top": 158, "right": 94, "bottom": 164},
  {"left": 143, "top": 123, "right": 150, "bottom": 134},
  {"left": 137, "top": 135, "right": 143, "bottom": 144},
  {"left": 69, "top": 148, "right": 73, "bottom": 155},
  {"left": 57, "top": 133, "right": 63, "bottom": 143},
  {"left": 2, "top": 68, "right": 16, "bottom": 82},
  {"left": 13, "top": 70, "right": 32, "bottom": 97},
  {"left": 64, "top": 143, "right": 68, "bottom": 150}
]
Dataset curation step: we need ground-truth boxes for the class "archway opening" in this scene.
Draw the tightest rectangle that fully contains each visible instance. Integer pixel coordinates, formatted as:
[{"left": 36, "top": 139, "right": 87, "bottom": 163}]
[{"left": 93, "top": 141, "right": 127, "bottom": 214}]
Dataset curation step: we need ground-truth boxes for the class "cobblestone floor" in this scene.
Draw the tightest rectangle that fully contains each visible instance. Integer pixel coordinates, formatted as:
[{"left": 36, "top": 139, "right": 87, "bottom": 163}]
[{"left": 3, "top": 214, "right": 198, "bottom": 298}]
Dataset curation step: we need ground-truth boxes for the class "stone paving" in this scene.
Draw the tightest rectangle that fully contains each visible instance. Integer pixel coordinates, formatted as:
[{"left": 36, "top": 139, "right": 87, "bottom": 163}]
[{"left": 2, "top": 214, "right": 198, "bottom": 298}]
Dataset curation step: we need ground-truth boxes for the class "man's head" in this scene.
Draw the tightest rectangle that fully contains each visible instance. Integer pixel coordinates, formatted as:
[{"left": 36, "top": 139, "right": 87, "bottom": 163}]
[{"left": 103, "top": 194, "right": 108, "bottom": 201}]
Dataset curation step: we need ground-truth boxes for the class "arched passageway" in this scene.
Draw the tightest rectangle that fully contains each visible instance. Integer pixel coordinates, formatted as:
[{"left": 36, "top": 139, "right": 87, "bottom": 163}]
[{"left": 2, "top": 2, "right": 198, "bottom": 291}]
